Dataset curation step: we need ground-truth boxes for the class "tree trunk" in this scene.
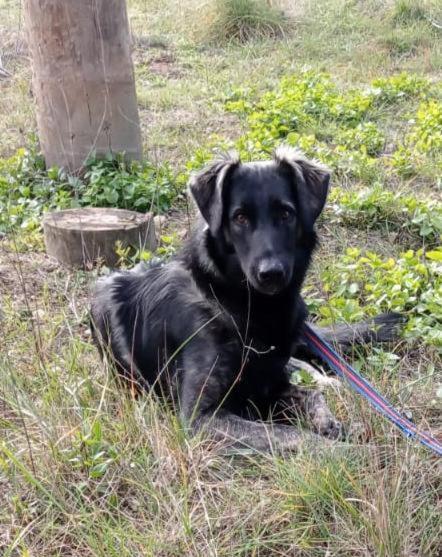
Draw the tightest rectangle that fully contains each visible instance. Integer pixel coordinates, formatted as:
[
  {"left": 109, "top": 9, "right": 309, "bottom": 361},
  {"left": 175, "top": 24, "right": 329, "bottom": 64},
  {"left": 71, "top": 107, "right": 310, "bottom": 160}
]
[
  {"left": 24, "top": 0, "right": 142, "bottom": 173},
  {"left": 43, "top": 208, "right": 156, "bottom": 268}
]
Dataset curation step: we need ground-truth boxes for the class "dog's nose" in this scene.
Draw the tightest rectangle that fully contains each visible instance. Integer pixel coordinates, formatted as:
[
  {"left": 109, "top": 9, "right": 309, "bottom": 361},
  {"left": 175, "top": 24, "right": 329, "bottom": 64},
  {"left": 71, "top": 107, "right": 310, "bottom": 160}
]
[{"left": 257, "top": 260, "right": 285, "bottom": 285}]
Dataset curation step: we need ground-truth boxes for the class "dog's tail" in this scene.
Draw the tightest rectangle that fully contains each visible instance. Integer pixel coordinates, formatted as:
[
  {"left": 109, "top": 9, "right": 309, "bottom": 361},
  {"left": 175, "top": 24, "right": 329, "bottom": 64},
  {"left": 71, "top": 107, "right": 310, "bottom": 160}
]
[{"left": 310, "top": 312, "right": 406, "bottom": 350}]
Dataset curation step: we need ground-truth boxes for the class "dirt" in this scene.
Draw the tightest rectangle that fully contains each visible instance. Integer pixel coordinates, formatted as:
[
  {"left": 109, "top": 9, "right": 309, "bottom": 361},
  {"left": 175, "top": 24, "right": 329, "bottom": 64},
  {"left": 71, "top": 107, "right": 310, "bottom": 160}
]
[
  {"left": 149, "top": 53, "right": 181, "bottom": 78},
  {"left": 0, "top": 240, "right": 95, "bottom": 349},
  {"left": 0, "top": 212, "right": 400, "bottom": 316},
  {"left": 0, "top": 244, "right": 59, "bottom": 303},
  {"left": 133, "top": 46, "right": 182, "bottom": 78}
]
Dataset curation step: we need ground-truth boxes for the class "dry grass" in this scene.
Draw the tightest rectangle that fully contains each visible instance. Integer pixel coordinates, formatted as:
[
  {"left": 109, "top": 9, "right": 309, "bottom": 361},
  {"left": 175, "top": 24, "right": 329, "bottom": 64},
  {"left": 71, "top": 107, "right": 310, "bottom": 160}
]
[
  {"left": 1, "top": 233, "right": 440, "bottom": 556},
  {"left": 199, "top": 0, "right": 291, "bottom": 43},
  {"left": 1, "top": 0, "right": 441, "bottom": 555},
  {"left": 1, "top": 0, "right": 440, "bottom": 164}
]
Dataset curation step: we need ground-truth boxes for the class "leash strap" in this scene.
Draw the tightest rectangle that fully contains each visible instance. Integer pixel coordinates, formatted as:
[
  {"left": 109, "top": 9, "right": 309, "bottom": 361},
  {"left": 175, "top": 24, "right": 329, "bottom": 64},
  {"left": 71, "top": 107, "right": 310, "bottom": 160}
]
[{"left": 302, "top": 324, "right": 442, "bottom": 457}]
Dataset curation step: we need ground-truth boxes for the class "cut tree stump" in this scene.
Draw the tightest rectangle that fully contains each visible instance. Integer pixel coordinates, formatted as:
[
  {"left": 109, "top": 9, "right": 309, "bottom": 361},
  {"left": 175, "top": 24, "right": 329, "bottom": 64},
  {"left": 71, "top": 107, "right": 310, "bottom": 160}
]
[{"left": 43, "top": 208, "right": 156, "bottom": 268}]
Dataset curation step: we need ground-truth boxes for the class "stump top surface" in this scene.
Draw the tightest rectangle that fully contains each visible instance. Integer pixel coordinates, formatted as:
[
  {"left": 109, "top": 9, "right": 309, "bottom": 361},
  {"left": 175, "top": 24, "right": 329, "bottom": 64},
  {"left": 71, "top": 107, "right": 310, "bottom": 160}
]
[{"left": 43, "top": 208, "right": 150, "bottom": 232}]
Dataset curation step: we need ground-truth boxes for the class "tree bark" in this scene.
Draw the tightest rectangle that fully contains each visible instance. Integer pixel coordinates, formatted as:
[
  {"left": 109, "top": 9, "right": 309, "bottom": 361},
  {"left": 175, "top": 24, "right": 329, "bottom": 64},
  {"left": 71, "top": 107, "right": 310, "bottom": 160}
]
[{"left": 24, "top": 0, "right": 142, "bottom": 173}]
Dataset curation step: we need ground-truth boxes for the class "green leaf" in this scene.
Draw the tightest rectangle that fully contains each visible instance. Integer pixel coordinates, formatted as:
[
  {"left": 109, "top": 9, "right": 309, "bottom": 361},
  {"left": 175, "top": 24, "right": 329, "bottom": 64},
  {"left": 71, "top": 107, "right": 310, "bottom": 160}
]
[
  {"left": 426, "top": 250, "right": 442, "bottom": 262},
  {"left": 290, "top": 368, "right": 316, "bottom": 387},
  {"left": 105, "top": 189, "right": 119, "bottom": 205}
]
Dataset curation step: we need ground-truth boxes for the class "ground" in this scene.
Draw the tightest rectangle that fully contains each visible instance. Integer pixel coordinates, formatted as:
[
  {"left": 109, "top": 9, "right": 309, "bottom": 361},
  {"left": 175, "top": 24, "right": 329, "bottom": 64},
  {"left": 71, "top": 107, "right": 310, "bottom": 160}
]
[{"left": 0, "top": 1, "right": 441, "bottom": 556}]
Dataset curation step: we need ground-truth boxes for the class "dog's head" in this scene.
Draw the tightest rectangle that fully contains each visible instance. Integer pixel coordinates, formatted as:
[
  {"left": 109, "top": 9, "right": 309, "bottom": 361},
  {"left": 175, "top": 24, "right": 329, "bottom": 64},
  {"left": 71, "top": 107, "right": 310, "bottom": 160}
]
[{"left": 189, "top": 146, "right": 330, "bottom": 295}]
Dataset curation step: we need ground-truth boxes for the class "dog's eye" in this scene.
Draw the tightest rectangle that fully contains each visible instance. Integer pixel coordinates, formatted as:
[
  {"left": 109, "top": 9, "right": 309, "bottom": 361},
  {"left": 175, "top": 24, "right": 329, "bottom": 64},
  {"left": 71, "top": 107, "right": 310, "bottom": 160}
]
[
  {"left": 234, "top": 212, "right": 249, "bottom": 226},
  {"left": 280, "top": 208, "right": 294, "bottom": 221}
]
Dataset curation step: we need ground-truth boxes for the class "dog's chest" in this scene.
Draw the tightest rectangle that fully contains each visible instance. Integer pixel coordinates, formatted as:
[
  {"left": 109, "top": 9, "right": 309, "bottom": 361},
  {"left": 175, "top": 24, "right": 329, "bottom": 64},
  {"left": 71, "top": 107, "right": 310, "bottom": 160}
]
[
  {"left": 230, "top": 351, "right": 290, "bottom": 414},
  {"left": 223, "top": 299, "right": 300, "bottom": 408},
  {"left": 233, "top": 301, "right": 294, "bottom": 355}
]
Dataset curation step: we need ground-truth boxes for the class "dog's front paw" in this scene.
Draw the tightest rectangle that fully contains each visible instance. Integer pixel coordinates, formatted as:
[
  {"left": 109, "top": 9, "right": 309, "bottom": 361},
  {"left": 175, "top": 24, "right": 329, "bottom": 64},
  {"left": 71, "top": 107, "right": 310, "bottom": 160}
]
[{"left": 312, "top": 411, "right": 344, "bottom": 440}]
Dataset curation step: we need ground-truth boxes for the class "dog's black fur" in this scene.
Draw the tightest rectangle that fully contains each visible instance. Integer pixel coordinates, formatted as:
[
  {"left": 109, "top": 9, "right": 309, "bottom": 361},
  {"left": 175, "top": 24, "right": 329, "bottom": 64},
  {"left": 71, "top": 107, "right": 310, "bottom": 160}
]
[{"left": 91, "top": 147, "right": 403, "bottom": 452}]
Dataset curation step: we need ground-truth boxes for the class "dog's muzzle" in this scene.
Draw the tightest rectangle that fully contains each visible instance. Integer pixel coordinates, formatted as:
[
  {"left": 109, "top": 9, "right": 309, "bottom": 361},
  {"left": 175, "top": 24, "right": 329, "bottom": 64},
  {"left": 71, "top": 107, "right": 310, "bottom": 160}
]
[{"left": 255, "top": 259, "right": 287, "bottom": 294}]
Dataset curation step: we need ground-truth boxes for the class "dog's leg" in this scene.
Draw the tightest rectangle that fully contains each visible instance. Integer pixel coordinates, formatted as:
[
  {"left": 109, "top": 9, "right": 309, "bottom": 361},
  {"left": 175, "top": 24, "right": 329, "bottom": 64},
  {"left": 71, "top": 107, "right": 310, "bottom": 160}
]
[
  {"left": 198, "top": 411, "right": 325, "bottom": 453},
  {"left": 179, "top": 345, "right": 338, "bottom": 453},
  {"left": 273, "top": 384, "right": 343, "bottom": 440}
]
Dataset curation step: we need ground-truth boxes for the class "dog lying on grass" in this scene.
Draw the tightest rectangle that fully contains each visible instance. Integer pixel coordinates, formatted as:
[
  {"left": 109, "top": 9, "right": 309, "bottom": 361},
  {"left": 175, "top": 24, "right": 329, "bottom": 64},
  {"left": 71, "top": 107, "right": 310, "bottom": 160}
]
[{"left": 91, "top": 146, "right": 402, "bottom": 452}]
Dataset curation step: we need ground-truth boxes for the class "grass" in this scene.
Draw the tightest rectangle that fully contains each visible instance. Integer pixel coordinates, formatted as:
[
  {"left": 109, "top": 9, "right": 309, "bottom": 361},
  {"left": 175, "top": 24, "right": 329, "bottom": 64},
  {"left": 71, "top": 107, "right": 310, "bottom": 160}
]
[
  {"left": 1, "top": 0, "right": 441, "bottom": 555},
  {"left": 392, "top": 0, "right": 429, "bottom": 25},
  {"left": 1, "top": 1, "right": 441, "bottom": 163},
  {"left": 203, "top": 0, "right": 290, "bottom": 43}
]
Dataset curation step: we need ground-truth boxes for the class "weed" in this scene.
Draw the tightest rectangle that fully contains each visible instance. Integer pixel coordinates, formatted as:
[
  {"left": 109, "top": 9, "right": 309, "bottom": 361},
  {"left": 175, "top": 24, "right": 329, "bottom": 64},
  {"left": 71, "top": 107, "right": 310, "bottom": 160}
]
[
  {"left": 334, "top": 122, "right": 385, "bottom": 157},
  {"left": 205, "top": 0, "right": 290, "bottom": 43},
  {"left": 327, "top": 185, "right": 442, "bottom": 246},
  {"left": 381, "top": 21, "right": 436, "bottom": 57},
  {"left": 215, "top": 71, "right": 439, "bottom": 186},
  {"left": 65, "top": 420, "right": 120, "bottom": 480},
  {"left": 115, "top": 233, "right": 179, "bottom": 268},
  {"left": 0, "top": 148, "right": 179, "bottom": 233},
  {"left": 392, "top": 0, "right": 428, "bottom": 25},
  {"left": 391, "top": 98, "right": 442, "bottom": 178},
  {"left": 0, "top": 145, "right": 73, "bottom": 232},
  {"left": 1, "top": 2, "right": 441, "bottom": 555},
  {"left": 308, "top": 247, "right": 442, "bottom": 346},
  {"left": 80, "top": 154, "right": 177, "bottom": 213},
  {"left": 370, "top": 72, "right": 431, "bottom": 104}
]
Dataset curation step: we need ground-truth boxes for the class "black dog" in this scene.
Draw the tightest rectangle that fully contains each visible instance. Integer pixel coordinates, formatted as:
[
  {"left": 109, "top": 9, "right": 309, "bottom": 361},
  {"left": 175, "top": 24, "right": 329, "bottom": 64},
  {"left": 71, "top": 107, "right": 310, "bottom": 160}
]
[{"left": 91, "top": 147, "right": 402, "bottom": 452}]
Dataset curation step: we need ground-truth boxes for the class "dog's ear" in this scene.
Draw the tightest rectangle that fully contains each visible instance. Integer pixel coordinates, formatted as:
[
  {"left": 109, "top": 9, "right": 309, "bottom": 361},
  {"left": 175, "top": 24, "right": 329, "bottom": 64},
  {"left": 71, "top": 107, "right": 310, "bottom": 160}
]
[
  {"left": 274, "top": 146, "right": 330, "bottom": 226},
  {"left": 188, "top": 152, "right": 240, "bottom": 233}
]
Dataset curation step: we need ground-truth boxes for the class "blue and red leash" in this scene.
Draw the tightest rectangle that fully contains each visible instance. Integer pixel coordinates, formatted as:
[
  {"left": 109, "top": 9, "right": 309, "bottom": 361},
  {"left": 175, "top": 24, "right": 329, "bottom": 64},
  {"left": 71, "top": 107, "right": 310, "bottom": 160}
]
[{"left": 302, "top": 324, "right": 442, "bottom": 457}]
